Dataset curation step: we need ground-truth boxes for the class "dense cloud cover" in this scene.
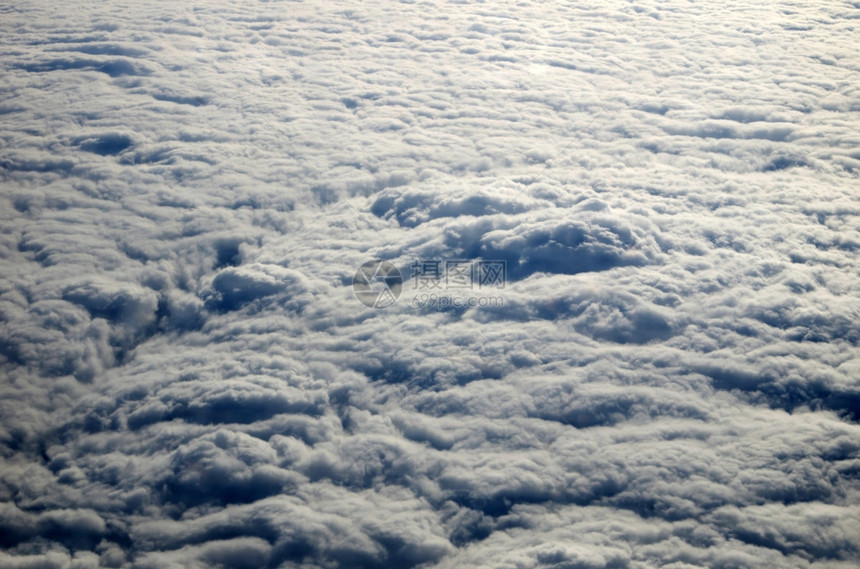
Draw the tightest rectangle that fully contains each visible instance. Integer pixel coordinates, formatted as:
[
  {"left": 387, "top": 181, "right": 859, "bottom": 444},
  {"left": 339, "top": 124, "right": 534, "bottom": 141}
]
[{"left": 1, "top": 0, "right": 859, "bottom": 567}]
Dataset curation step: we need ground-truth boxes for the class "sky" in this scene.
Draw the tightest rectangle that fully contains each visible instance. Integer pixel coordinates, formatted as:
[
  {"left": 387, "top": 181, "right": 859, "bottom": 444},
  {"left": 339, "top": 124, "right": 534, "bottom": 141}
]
[{"left": 0, "top": 0, "right": 859, "bottom": 568}]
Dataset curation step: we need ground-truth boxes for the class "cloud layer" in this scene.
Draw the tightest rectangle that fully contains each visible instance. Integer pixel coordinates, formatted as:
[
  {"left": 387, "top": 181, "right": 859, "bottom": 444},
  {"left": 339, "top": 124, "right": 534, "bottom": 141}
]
[{"left": 1, "top": 0, "right": 859, "bottom": 568}]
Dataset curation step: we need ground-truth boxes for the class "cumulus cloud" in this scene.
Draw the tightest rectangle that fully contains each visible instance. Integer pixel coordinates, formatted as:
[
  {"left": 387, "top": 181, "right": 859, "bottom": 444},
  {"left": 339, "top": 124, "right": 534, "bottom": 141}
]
[{"left": 1, "top": 0, "right": 859, "bottom": 568}]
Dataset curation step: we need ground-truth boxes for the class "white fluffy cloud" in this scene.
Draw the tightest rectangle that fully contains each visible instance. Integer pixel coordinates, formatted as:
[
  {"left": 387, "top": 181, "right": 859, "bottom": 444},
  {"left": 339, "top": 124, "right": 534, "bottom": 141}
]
[{"left": 1, "top": 0, "right": 859, "bottom": 568}]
